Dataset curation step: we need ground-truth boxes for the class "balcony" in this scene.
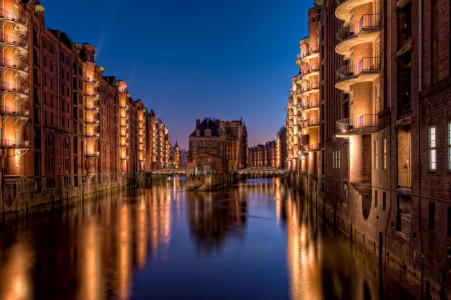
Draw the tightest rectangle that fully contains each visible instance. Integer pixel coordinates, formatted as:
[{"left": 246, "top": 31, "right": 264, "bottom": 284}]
[
  {"left": 85, "top": 151, "right": 100, "bottom": 157},
  {"left": 0, "top": 58, "right": 29, "bottom": 75},
  {"left": 85, "top": 118, "right": 100, "bottom": 125},
  {"left": 336, "top": 14, "right": 381, "bottom": 57},
  {"left": 300, "top": 45, "right": 319, "bottom": 62},
  {"left": 85, "top": 132, "right": 100, "bottom": 139},
  {"left": 301, "top": 63, "right": 320, "bottom": 79},
  {"left": 0, "top": 34, "right": 28, "bottom": 56},
  {"left": 297, "top": 81, "right": 320, "bottom": 96},
  {"left": 335, "top": 0, "right": 374, "bottom": 22},
  {"left": 85, "top": 104, "right": 99, "bottom": 111},
  {"left": 303, "top": 119, "right": 320, "bottom": 129},
  {"left": 84, "top": 78, "right": 99, "bottom": 87},
  {"left": 0, "top": 82, "right": 29, "bottom": 97},
  {"left": 335, "top": 114, "right": 379, "bottom": 137},
  {"left": 0, "top": 9, "right": 28, "bottom": 33},
  {"left": 0, "top": 106, "right": 29, "bottom": 119},
  {"left": 84, "top": 92, "right": 100, "bottom": 99},
  {"left": 302, "top": 144, "right": 321, "bottom": 152},
  {"left": 336, "top": 57, "right": 380, "bottom": 92},
  {"left": 0, "top": 139, "right": 29, "bottom": 149}
]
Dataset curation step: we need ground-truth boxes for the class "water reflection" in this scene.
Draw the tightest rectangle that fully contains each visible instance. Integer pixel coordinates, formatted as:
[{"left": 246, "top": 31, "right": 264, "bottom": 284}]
[
  {"left": 0, "top": 177, "right": 414, "bottom": 300},
  {"left": 186, "top": 190, "right": 247, "bottom": 253}
]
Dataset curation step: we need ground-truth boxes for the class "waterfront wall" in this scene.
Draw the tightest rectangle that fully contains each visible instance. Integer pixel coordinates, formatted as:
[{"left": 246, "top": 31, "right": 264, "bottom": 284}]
[
  {"left": 1, "top": 172, "right": 168, "bottom": 221},
  {"left": 186, "top": 173, "right": 234, "bottom": 191}
]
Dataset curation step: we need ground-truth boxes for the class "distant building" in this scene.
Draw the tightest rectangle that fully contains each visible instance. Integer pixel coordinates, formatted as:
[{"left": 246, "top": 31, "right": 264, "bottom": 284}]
[
  {"left": 277, "top": 127, "right": 287, "bottom": 168},
  {"left": 179, "top": 149, "right": 189, "bottom": 170},
  {"left": 187, "top": 118, "right": 248, "bottom": 174},
  {"left": 249, "top": 141, "right": 277, "bottom": 167}
]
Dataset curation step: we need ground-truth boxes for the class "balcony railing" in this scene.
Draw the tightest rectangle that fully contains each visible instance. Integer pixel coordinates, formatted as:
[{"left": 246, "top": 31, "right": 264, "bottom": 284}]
[
  {"left": 302, "top": 63, "right": 320, "bottom": 76},
  {"left": 0, "top": 58, "right": 28, "bottom": 72},
  {"left": 303, "top": 119, "right": 320, "bottom": 128},
  {"left": 85, "top": 132, "right": 100, "bottom": 138},
  {"left": 0, "top": 9, "right": 28, "bottom": 28},
  {"left": 337, "top": 14, "right": 380, "bottom": 42},
  {"left": 0, "top": 139, "right": 29, "bottom": 148},
  {"left": 0, "top": 82, "right": 29, "bottom": 95},
  {"left": 302, "top": 144, "right": 321, "bottom": 151},
  {"left": 300, "top": 45, "right": 320, "bottom": 59},
  {"left": 0, "top": 106, "right": 29, "bottom": 118},
  {"left": 336, "top": 114, "right": 378, "bottom": 133},
  {"left": 85, "top": 104, "right": 99, "bottom": 111},
  {"left": 85, "top": 118, "right": 100, "bottom": 125},
  {"left": 336, "top": 57, "right": 380, "bottom": 82},
  {"left": 0, "top": 34, "right": 28, "bottom": 49},
  {"left": 85, "top": 151, "right": 100, "bottom": 157},
  {"left": 84, "top": 92, "right": 100, "bottom": 98}
]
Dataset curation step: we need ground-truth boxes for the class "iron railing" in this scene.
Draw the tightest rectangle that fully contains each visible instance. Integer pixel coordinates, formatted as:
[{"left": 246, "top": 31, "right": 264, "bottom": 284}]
[
  {"left": 336, "top": 57, "right": 380, "bottom": 81},
  {"left": 337, "top": 14, "right": 381, "bottom": 41},
  {"left": 0, "top": 58, "right": 28, "bottom": 72},
  {"left": 0, "top": 34, "right": 28, "bottom": 49},
  {"left": 300, "top": 45, "right": 320, "bottom": 59},
  {"left": 336, "top": 114, "right": 378, "bottom": 132},
  {"left": 85, "top": 151, "right": 100, "bottom": 157},
  {"left": 0, "top": 139, "right": 29, "bottom": 148},
  {"left": 0, "top": 106, "right": 29, "bottom": 117},
  {"left": 0, "top": 9, "right": 28, "bottom": 27},
  {"left": 0, "top": 82, "right": 29, "bottom": 94}
]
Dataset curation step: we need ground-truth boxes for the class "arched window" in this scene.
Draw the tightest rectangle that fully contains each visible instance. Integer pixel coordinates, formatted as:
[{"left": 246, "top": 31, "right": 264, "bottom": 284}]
[
  {"left": 63, "top": 137, "right": 70, "bottom": 173},
  {"left": 45, "top": 133, "right": 55, "bottom": 175}
]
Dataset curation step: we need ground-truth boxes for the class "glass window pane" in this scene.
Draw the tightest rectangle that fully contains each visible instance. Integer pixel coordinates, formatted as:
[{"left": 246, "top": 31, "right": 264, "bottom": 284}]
[{"left": 430, "top": 149, "right": 436, "bottom": 169}]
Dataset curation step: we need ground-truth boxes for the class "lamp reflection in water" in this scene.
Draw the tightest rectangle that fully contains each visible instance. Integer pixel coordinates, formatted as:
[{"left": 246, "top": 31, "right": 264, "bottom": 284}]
[
  {"left": 0, "top": 241, "right": 34, "bottom": 300},
  {"left": 79, "top": 219, "right": 103, "bottom": 300},
  {"left": 118, "top": 205, "right": 131, "bottom": 300},
  {"left": 286, "top": 194, "right": 323, "bottom": 300}
]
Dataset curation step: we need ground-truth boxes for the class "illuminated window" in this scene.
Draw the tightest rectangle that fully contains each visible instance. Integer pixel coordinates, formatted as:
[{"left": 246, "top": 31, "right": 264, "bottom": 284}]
[
  {"left": 429, "top": 127, "right": 436, "bottom": 170},
  {"left": 383, "top": 138, "right": 387, "bottom": 169},
  {"left": 374, "top": 140, "right": 378, "bottom": 169}
]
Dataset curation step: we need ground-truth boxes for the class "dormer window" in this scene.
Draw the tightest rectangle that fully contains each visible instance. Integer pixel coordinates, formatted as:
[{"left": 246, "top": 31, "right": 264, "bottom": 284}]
[
  {"left": 205, "top": 129, "right": 211, "bottom": 137},
  {"left": 196, "top": 130, "right": 200, "bottom": 136}
]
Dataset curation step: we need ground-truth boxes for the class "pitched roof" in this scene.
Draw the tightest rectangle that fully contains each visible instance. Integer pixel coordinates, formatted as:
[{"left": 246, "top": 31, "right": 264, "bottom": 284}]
[{"left": 190, "top": 118, "right": 220, "bottom": 137}]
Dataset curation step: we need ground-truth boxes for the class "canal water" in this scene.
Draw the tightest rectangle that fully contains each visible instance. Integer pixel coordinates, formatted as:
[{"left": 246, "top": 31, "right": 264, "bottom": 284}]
[{"left": 0, "top": 177, "right": 415, "bottom": 300}]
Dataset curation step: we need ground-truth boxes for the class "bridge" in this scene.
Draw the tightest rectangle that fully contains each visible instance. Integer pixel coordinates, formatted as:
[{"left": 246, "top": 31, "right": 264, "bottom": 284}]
[
  {"left": 149, "top": 168, "right": 187, "bottom": 176},
  {"left": 235, "top": 166, "right": 289, "bottom": 178}
]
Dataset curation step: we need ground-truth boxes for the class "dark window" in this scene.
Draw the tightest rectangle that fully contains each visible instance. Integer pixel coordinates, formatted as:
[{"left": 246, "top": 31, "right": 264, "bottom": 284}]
[
  {"left": 383, "top": 192, "right": 386, "bottom": 211},
  {"left": 428, "top": 203, "right": 435, "bottom": 229},
  {"left": 448, "top": 208, "right": 451, "bottom": 236},
  {"left": 375, "top": 190, "right": 378, "bottom": 207}
]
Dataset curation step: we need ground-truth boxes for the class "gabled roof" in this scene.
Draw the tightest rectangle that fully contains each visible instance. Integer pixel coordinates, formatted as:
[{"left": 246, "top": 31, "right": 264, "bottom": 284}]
[{"left": 190, "top": 118, "right": 220, "bottom": 137}]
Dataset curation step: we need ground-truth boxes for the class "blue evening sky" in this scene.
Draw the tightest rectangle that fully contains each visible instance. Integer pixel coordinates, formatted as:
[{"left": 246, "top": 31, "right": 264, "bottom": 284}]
[{"left": 41, "top": 0, "right": 311, "bottom": 150}]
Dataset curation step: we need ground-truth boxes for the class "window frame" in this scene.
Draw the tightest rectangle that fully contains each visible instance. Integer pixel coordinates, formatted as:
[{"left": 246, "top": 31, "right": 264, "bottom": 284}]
[{"left": 429, "top": 126, "right": 437, "bottom": 170}]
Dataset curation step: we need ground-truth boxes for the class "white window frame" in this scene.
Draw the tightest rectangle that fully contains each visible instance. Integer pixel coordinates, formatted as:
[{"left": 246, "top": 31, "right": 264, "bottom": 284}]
[{"left": 429, "top": 126, "right": 436, "bottom": 170}]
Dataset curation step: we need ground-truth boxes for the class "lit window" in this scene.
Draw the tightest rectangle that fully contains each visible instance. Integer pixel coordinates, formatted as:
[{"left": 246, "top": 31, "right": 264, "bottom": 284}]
[
  {"left": 429, "top": 127, "right": 436, "bottom": 170},
  {"left": 383, "top": 138, "right": 387, "bottom": 169},
  {"left": 374, "top": 140, "right": 378, "bottom": 169}
]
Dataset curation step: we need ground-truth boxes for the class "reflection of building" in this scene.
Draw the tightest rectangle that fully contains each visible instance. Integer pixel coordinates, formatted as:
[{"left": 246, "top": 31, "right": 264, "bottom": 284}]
[
  {"left": 287, "top": 0, "right": 451, "bottom": 297},
  {"left": 0, "top": 0, "right": 175, "bottom": 214},
  {"left": 186, "top": 191, "right": 247, "bottom": 252}
]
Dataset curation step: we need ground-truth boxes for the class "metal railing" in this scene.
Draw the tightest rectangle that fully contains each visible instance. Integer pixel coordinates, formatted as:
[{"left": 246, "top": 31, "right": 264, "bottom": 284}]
[
  {"left": 85, "top": 104, "right": 99, "bottom": 111},
  {"left": 0, "top": 9, "right": 28, "bottom": 27},
  {"left": 0, "top": 34, "right": 28, "bottom": 49},
  {"left": 336, "top": 114, "right": 378, "bottom": 132},
  {"left": 85, "top": 151, "right": 100, "bottom": 157},
  {"left": 0, "top": 58, "right": 28, "bottom": 72},
  {"left": 0, "top": 82, "right": 29, "bottom": 94},
  {"left": 336, "top": 57, "right": 380, "bottom": 81},
  {"left": 300, "top": 45, "right": 320, "bottom": 59},
  {"left": 0, "top": 106, "right": 29, "bottom": 117},
  {"left": 0, "top": 139, "right": 29, "bottom": 148},
  {"left": 337, "top": 14, "right": 380, "bottom": 41},
  {"left": 302, "top": 144, "right": 320, "bottom": 151}
]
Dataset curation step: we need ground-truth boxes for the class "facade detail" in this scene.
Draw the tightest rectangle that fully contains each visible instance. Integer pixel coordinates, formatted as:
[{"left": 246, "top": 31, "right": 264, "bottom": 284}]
[
  {"left": 286, "top": 0, "right": 451, "bottom": 298},
  {"left": 0, "top": 0, "right": 177, "bottom": 215}
]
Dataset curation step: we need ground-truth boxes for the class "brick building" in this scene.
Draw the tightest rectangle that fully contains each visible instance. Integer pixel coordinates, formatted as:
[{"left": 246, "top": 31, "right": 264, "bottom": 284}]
[
  {"left": 187, "top": 118, "right": 248, "bottom": 174},
  {"left": 276, "top": 126, "right": 287, "bottom": 168},
  {"left": 0, "top": 0, "right": 176, "bottom": 215},
  {"left": 249, "top": 141, "right": 277, "bottom": 168},
  {"left": 286, "top": 0, "right": 451, "bottom": 297}
]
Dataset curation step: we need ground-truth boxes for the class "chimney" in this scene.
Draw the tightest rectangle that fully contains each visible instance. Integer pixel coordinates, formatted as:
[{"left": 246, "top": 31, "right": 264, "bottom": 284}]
[{"left": 196, "top": 119, "right": 200, "bottom": 127}]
